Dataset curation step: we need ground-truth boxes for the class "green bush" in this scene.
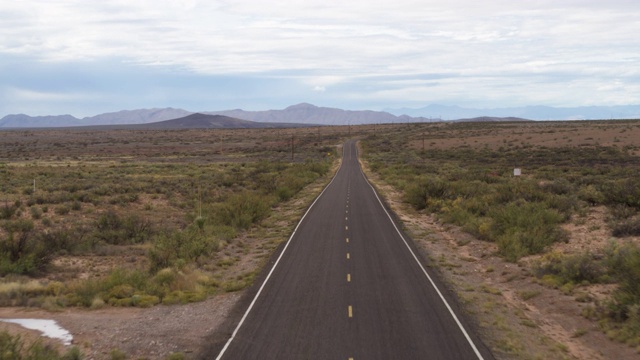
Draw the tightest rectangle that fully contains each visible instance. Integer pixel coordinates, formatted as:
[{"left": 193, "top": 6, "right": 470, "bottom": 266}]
[
  {"left": 0, "top": 331, "right": 83, "bottom": 360},
  {"left": 611, "top": 217, "right": 640, "bottom": 237},
  {"left": 95, "top": 210, "right": 152, "bottom": 245},
  {"left": 216, "top": 191, "right": 274, "bottom": 230},
  {"left": 148, "top": 227, "right": 218, "bottom": 272},
  {"left": 54, "top": 205, "right": 70, "bottom": 215},
  {"left": 599, "top": 242, "right": 640, "bottom": 344},
  {"left": 0, "top": 227, "right": 52, "bottom": 276},
  {"left": 601, "top": 178, "right": 640, "bottom": 209},
  {"left": 606, "top": 243, "right": 640, "bottom": 310},
  {"left": 29, "top": 206, "right": 42, "bottom": 220},
  {"left": 490, "top": 202, "right": 568, "bottom": 262},
  {"left": 403, "top": 177, "right": 450, "bottom": 210},
  {"left": 577, "top": 184, "right": 605, "bottom": 205},
  {"left": 609, "top": 205, "right": 637, "bottom": 221},
  {"left": 534, "top": 252, "right": 607, "bottom": 286}
]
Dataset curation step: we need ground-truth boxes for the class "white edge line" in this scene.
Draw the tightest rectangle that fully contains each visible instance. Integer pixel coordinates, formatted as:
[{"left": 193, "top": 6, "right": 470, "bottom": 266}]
[
  {"left": 216, "top": 145, "right": 346, "bottom": 360},
  {"left": 356, "top": 142, "right": 486, "bottom": 360}
]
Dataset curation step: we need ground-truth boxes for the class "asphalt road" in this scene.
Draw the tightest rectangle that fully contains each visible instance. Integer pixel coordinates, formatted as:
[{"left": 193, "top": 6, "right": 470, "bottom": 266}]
[{"left": 213, "top": 140, "right": 494, "bottom": 360}]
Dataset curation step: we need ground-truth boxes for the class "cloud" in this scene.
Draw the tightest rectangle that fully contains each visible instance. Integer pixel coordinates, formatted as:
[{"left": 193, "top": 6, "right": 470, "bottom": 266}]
[{"left": 0, "top": 0, "right": 639, "bottom": 114}]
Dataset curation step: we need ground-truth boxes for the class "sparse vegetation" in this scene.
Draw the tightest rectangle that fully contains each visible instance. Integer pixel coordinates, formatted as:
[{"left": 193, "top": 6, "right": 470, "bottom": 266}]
[
  {"left": 0, "top": 126, "right": 340, "bottom": 311},
  {"left": 0, "top": 331, "right": 82, "bottom": 360},
  {"left": 362, "top": 120, "right": 640, "bottom": 353}
]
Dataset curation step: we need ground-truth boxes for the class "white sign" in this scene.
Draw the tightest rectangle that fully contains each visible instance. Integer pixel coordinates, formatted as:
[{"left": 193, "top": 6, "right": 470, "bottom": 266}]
[{"left": 513, "top": 168, "right": 521, "bottom": 176}]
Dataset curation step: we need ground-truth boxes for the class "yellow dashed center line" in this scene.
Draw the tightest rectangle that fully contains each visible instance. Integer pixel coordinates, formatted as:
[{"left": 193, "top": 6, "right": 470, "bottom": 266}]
[
  {"left": 346, "top": 237, "right": 349, "bottom": 243},
  {"left": 347, "top": 253, "right": 350, "bottom": 260},
  {"left": 348, "top": 305, "right": 353, "bottom": 318},
  {"left": 347, "top": 273, "right": 351, "bottom": 282},
  {"left": 345, "top": 226, "right": 348, "bottom": 231}
]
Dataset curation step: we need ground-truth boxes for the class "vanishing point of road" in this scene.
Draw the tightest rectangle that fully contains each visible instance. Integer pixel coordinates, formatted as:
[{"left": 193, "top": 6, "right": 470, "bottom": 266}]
[{"left": 211, "top": 140, "right": 494, "bottom": 359}]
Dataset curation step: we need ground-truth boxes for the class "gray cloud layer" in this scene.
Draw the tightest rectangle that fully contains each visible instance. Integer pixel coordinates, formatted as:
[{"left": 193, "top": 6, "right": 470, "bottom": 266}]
[{"left": 1, "top": 1, "right": 638, "bottom": 116}]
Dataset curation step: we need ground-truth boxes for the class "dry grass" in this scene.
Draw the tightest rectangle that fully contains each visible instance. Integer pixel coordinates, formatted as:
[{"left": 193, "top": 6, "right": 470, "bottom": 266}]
[{"left": 0, "top": 125, "right": 348, "bottom": 309}]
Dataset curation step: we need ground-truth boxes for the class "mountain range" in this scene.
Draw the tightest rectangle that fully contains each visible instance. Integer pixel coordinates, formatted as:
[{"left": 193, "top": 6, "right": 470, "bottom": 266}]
[
  {"left": 125, "top": 113, "right": 311, "bottom": 129},
  {"left": 384, "top": 104, "right": 640, "bottom": 121},
  {"left": 1, "top": 103, "right": 638, "bottom": 128}
]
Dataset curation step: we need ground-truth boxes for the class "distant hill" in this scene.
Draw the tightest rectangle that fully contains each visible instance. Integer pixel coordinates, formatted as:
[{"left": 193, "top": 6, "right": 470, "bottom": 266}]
[
  {"left": 205, "top": 103, "right": 426, "bottom": 125},
  {"left": 131, "top": 113, "right": 311, "bottom": 129},
  {"left": 86, "top": 108, "right": 192, "bottom": 125},
  {"left": 0, "top": 114, "right": 82, "bottom": 128},
  {"left": 453, "top": 116, "right": 531, "bottom": 123},
  {"left": 0, "top": 103, "right": 436, "bottom": 129},
  {"left": 385, "top": 104, "right": 640, "bottom": 121},
  {"left": 0, "top": 108, "right": 192, "bottom": 128},
  {"left": 4, "top": 103, "right": 640, "bottom": 129}
]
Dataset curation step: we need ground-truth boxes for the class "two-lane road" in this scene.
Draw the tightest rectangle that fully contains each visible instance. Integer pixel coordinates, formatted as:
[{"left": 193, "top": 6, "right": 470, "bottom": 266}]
[{"left": 212, "top": 140, "right": 493, "bottom": 359}]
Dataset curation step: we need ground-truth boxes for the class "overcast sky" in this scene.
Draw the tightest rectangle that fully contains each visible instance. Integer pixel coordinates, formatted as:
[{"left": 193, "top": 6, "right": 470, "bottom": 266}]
[{"left": 1, "top": 1, "right": 639, "bottom": 117}]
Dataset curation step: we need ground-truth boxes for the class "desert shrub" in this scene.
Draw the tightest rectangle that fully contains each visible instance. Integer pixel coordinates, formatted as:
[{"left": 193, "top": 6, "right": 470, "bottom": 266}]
[
  {"left": 29, "top": 206, "right": 42, "bottom": 220},
  {"left": 0, "top": 204, "right": 18, "bottom": 220},
  {"left": 0, "top": 331, "right": 83, "bottom": 360},
  {"left": 65, "top": 278, "right": 102, "bottom": 307},
  {"left": 540, "top": 179, "right": 574, "bottom": 195},
  {"left": 598, "top": 242, "right": 640, "bottom": 344},
  {"left": 66, "top": 268, "right": 152, "bottom": 308},
  {"left": 54, "top": 205, "right": 70, "bottom": 215},
  {"left": 215, "top": 191, "right": 275, "bottom": 230},
  {"left": 37, "top": 226, "right": 93, "bottom": 255},
  {"left": 0, "top": 280, "right": 49, "bottom": 307},
  {"left": 492, "top": 181, "right": 547, "bottom": 205},
  {"left": 148, "top": 227, "right": 218, "bottom": 272},
  {"left": 272, "top": 160, "right": 329, "bottom": 201},
  {"left": 544, "top": 194, "right": 580, "bottom": 221},
  {"left": 109, "top": 349, "right": 127, "bottom": 360},
  {"left": 606, "top": 243, "right": 640, "bottom": 309},
  {"left": 95, "top": 210, "right": 152, "bottom": 245},
  {"left": 449, "top": 180, "right": 491, "bottom": 200},
  {"left": 534, "top": 252, "right": 607, "bottom": 287},
  {"left": 165, "top": 353, "right": 185, "bottom": 360},
  {"left": 600, "top": 178, "right": 640, "bottom": 209},
  {"left": 611, "top": 217, "right": 640, "bottom": 237},
  {"left": 254, "top": 172, "right": 278, "bottom": 194},
  {"left": 131, "top": 294, "right": 160, "bottom": 307},
  {"left": 490, "top": 202, "right": 568, "bottom": 262},
  {"left": 577, "top": 184, "right": 605, "bottom": 205},
  {"left": 0, "top": 226, "right": 52, "bottom": 276},
  {"left": 403, "top": 177, "right": 451, "bottom": 210},
  {"left": 1, "top": 219, "right": 34, "bottom": 233},
  {"left": 70, "top": 201, "right": 82, "bottom": 211},
  {"left": 609, "top": 205, "right": 638, "bottom": 221}
]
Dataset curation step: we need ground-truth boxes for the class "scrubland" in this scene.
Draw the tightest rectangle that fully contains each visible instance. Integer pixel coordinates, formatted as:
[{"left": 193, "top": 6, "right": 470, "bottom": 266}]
[
  {"left": 3, "top": 119, "right": 640, "bottom": 359},
  {"left": 0, "top": 126, "right": 344, "bottom": 358},
  {"left": 361, "top": 120, "right": 640, "bottom": 359}
]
